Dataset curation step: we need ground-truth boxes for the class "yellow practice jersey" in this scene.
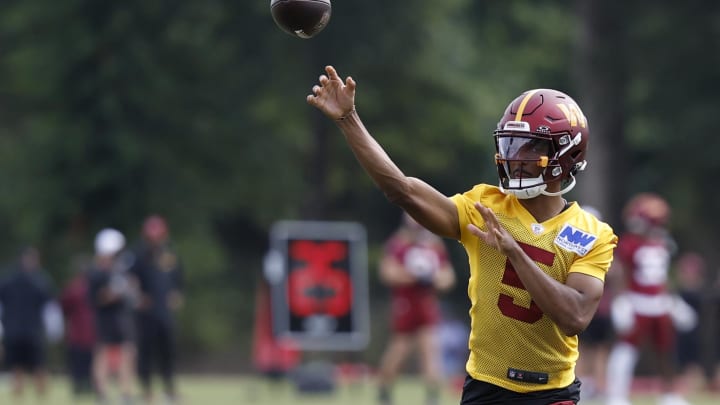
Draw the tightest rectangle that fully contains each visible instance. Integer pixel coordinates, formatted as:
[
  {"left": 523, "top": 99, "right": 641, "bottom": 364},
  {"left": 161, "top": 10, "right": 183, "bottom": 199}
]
[{"left": 450, "top": 184, "right": 617, "bottom": 393}]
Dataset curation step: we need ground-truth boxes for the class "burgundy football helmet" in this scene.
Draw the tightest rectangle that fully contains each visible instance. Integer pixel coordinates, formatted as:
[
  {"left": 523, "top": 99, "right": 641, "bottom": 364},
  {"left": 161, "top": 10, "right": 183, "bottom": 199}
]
[
  {"left": 623, "top": 193, "right": 670, "bottom": 233},
  {"left": 494, "top": 89, "right": 589, "bottom": 199}
]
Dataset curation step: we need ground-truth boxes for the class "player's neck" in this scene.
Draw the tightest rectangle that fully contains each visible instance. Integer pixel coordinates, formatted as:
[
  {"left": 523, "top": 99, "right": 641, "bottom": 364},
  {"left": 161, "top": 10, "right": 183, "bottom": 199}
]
[{"left": 518, "top": 195, "right": 568, "bottom": 223}]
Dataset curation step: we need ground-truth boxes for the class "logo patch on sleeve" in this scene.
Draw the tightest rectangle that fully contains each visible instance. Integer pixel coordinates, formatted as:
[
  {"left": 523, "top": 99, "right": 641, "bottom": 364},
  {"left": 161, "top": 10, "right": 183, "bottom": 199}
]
[{"left": 554, "top": 224, "right": 597, "bottom": 256}]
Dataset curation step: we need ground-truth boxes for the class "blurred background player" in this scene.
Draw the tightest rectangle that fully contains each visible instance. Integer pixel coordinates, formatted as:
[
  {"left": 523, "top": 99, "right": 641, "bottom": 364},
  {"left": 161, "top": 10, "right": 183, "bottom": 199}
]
[
  {"left": 129, "top": 215, "right": 184, "bottom": 404},
  {"left": 707, "top": 271, "right": 720, "bottom": 392},
  {"left": 435, "top": 304, "right": 470, "bottom": 394},
  {"left": 88, "top": 228, "right": 138, "bottom": 405},
  {"left": 376, "top": 213, "right": 456, "bottom": 405},
  {"left": 605, "top": 193, "right": 694, "bottom": 405},
  {"left": 250, "top": 277, "right": 301, "bottom": 384},
  {"left": 0, "top": 246, "right": 55, "bottom": 402},
  {"left": 673, "top": 252, "right": 709, "bottom": 392},
  {"left": 60, "top": 254, "right": 97, "bottom": 398}
]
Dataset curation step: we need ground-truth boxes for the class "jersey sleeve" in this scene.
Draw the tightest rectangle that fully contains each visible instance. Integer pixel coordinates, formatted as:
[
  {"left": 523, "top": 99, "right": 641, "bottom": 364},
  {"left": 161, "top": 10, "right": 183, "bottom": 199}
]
[{"left": 568, "top": 225, "right": 618, "bottom": 281}]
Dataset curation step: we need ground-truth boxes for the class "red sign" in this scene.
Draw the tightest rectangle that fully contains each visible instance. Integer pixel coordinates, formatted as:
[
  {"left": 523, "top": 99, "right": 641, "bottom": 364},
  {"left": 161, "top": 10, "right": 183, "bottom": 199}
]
[
  {"left": 288, "top": 240, "right": 352, "bottom": 318},
  {"left": 265, "top": 221, "right": 369, "bottom": 351}
]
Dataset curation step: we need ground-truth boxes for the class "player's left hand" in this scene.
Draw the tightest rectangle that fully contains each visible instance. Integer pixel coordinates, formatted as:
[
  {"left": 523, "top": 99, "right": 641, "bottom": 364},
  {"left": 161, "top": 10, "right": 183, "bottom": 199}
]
[{"left": 467, "top": 202, "right": 517, "bottom": 256}]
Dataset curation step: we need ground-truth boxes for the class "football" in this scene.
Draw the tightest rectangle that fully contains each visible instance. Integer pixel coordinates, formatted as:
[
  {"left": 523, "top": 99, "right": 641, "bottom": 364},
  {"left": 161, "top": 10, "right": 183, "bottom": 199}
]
[{"left": 271, "top": 0, "right": 332, "bottom": 39}]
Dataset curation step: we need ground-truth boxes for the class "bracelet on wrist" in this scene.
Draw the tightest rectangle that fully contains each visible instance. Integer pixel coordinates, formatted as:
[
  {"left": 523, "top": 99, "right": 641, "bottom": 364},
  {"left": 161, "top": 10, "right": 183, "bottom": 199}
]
[{"left": 335, "top": 106, "right": 356, "bottom": 122}]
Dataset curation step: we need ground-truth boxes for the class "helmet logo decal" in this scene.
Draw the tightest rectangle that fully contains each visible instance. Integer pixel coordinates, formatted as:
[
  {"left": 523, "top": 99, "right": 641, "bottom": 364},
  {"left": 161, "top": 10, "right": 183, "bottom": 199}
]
[
  {"left": 503, "top": 121, "right": 531, "bottom": 132},
  {"left": 514, "top": 89, "right": 541, "bottom": 121},
  {"left": 556, "top": 103, "right": 587, "bottom": 128}
]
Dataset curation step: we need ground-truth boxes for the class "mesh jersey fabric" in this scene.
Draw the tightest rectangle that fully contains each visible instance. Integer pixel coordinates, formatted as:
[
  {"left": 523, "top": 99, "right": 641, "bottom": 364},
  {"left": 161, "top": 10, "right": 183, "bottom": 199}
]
[{"left": 451, "top": 184, "right": 617, "bottom": 393}]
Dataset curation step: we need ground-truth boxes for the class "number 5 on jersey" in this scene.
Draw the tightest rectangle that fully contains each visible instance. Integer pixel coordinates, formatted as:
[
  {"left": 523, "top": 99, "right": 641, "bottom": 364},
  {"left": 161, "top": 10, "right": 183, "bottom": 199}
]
[{"left": 498, "top": 242, "right": 555, "bottom": 323}]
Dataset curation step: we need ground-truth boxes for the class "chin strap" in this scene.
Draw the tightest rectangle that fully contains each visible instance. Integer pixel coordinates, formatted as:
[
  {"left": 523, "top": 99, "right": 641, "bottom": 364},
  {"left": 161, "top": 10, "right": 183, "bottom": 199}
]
[
  {"left": 541, "top": 173, "right": 577, "bottom": 197},
  {"left": 501, "top": 172, "right": 578, "bottom": 199},
  {"left": 499, "top": 176, "right": 546, "bottom": 199}
]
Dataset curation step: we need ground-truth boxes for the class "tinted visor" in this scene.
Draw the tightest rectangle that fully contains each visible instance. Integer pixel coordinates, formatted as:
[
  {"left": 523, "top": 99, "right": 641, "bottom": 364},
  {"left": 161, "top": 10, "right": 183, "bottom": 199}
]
[{"left": 497, "top": 136, "right": 552, "bottom": 160}]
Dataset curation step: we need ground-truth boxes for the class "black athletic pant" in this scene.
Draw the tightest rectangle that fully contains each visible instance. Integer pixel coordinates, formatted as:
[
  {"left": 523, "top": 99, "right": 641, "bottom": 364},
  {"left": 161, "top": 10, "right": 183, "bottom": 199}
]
[
  {"left": 460, "top": 375, "right": 581, "bottom": 405},
  {"left": 66, "top": 345, "right": 94, "bottom": 396},
  {"left": 136, "top": 314, "right": 176, "bottom": 396}
]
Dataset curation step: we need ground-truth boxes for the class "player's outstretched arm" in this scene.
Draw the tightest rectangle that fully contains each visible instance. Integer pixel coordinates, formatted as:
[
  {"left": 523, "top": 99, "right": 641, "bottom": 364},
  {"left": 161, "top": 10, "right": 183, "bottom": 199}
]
[{"left": 307, "top": 66, "right": 459, "bottom": 240}]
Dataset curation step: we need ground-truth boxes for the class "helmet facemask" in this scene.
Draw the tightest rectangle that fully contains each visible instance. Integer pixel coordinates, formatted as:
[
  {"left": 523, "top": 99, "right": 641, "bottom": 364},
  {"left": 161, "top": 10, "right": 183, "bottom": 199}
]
[{"left": 494, "top": 122, "right": 586, "bottom": 199}]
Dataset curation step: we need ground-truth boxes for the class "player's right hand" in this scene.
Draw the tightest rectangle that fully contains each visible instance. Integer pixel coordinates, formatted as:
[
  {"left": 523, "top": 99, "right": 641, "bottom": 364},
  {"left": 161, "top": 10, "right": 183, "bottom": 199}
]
[
  {"left": 307, "top": 65, "right": 356, "bottom": 120},
  {"left": 468, "top": 201, "right": 518, "bottom": 256}
]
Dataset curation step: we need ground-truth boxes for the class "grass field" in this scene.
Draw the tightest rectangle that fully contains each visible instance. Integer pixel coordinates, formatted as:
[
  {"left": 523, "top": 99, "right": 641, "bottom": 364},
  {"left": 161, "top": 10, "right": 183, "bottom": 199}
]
[{"left": 0, "top": 374, "right": 718, "bottom": 405}]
